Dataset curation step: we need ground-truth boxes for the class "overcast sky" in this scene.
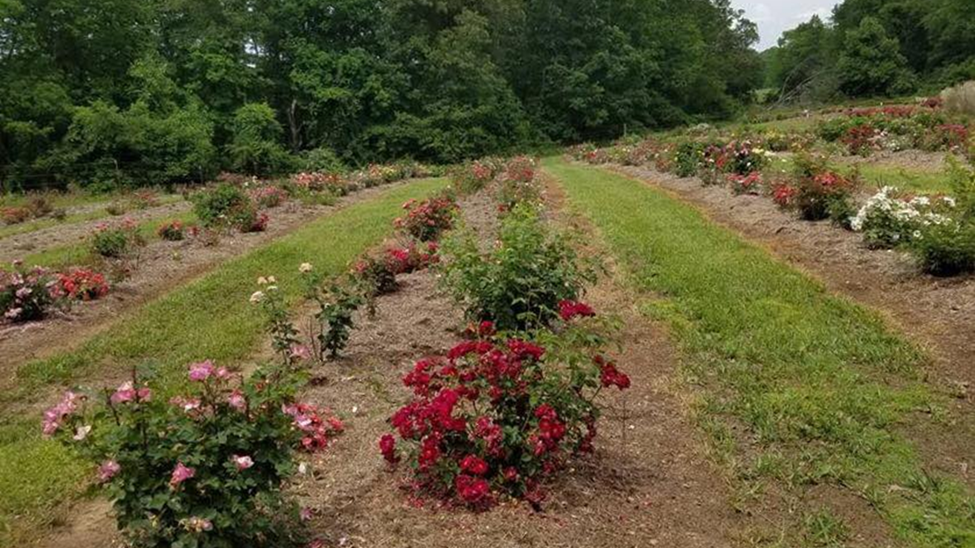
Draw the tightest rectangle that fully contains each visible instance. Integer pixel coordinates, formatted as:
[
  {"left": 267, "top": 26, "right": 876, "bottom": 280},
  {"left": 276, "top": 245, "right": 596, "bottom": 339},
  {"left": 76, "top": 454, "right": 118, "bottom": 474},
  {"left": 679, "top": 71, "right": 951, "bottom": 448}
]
[{"left": 731, "top": 0, "right": 841, "bottom": 50}]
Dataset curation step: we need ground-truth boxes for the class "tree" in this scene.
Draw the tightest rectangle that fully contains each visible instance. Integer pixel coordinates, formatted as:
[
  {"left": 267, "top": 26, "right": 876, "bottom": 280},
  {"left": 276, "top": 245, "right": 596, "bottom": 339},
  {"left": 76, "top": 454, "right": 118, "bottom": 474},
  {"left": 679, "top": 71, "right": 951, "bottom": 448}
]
[
  {"left": 837, "top": 17, "right": 915, "bottom": 97},
  {"left": 227, "top": 103, "right": 293, "bottom": 176}
]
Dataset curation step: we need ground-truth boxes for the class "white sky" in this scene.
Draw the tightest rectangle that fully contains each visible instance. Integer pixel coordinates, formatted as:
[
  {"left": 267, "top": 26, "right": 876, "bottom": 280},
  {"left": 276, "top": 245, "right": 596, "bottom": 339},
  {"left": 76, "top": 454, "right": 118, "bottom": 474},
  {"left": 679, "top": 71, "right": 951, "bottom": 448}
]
[{"left": 731, "top": 0, "right": 841, "bottom": 50}]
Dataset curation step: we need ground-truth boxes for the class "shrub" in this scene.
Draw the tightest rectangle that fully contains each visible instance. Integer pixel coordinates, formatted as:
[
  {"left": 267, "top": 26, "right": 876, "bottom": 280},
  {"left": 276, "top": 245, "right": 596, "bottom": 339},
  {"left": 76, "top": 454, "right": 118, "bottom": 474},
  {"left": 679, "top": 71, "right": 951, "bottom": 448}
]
[
  {"left": 26, "top": 196, "right": 54, "bottom": 218},
  {"left": 911, "top": 219, "right": 975, "bottom": 276},
  {"left": 498, "top": 156, "right": 541, "bottom": 211},
  {"left": 452, "top": 158, "right": 502, "bottom": 195},
  {"left": 385, "top": 242, "right": 440, "bottom": 275},
  {"left": 42, "top": 361, "right": 330, "bottom": 548},
  {"left": 850, "top": 188, "right": 956, "bottom": 248},
  {"left": 777, "top": 155, "right": 860, "bottom": 224},
  {"left": 942, "top": 81, "right": 975, "bottom": 116},
  {"left": 1, "top": 206, "right": 31, "bottom": 224},
  {"left": 253, "top": 267, "right": 365, "bottom": 362},
  {"left": 91, "top": 219, "right": 142, "bottom": 258},
  {"left": 300, "top": 146, "right": 346, "bottom": 173},
  {"left": 191, "top": 183, "right": 258, "bottom": 230},
  {"left": 157, "top": 220, "right": 186, "bottom": 241},
  {"left": 728, "top": 172, "right": 764, "bottom": 196},
  {"left": 290, "top": 172, "right": 347, "bottom": 195},
  {"left": 129, "top": 189, "right": 159, "bottom": 210},
  {"left": 249, "top": 186, "right": 288, "bottom": 208},
  {"left": 395, "top": 194, "right": 458, "bottom": 242},
  {"left": 381, "top": 317, "right": 630, "bottom": 509},
  {"left": 57, "top": 268, "right": 110, "bottom": 301},
  {"left": 227, "top": 103, "right": 295, "bottom": 177},
  {"left": 352, "top": 254, "right": 400, "bottom": 298},
  {"left": 241, "top": 212, "right": 269, "bottom": 233},
  {"left": 674, "top": 141, "right": 705, "bottom": 177},
  {"left": 1, "top": 261, "right": 60, "bottom": 322},
  {"left": 441, "top": 204, "right": 594, "bottom": 332}
]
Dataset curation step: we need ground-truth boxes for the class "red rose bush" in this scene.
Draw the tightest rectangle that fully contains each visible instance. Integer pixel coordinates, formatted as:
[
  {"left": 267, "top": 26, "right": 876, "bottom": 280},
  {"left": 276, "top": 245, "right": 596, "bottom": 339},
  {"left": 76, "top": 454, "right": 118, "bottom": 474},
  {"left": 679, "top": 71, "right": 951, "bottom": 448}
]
[{"left": 381, "top": 309, "right": 630, "bottom": 510}]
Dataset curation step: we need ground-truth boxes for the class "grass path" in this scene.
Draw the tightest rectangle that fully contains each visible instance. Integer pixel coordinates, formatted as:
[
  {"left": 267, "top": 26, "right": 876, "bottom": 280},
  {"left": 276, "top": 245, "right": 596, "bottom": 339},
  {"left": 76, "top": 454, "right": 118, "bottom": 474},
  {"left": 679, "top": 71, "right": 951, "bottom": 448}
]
[
  {"left": 0, "top": 177, "right": 446, "bottom": 546},
  {"left": 543, "top": 158, "right": 974, "bottom": 547}
]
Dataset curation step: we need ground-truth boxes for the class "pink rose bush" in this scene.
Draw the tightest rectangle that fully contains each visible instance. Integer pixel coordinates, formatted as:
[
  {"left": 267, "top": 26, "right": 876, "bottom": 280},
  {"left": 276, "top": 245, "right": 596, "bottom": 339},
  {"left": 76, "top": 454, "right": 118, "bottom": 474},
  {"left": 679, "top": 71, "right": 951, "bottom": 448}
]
[{"left": 42, "top": 360, "right": 334, "bottom": 547}]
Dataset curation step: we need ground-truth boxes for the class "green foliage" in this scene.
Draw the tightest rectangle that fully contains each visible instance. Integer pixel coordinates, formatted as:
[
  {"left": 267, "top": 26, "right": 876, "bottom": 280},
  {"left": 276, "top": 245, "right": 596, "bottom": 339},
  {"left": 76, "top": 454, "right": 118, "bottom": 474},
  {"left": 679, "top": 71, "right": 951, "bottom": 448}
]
[
  {"left": 910, "top": 220, "right": 975, "bottom": 276},
  {"left": 0, "top": 0, "right": 766, "bottom": 188},
  {"left": 836, "top": 17, "right": 916, "bottom": 97},
  {"left": 441, "top": 204, "right": 594, "bottom": 332},
  {"left": 190, "top": 183, "right": 253, "bottom": 229},
  {"left": 90, "top": 221, "right": 143, "bottom": 258},
  {"left": 44, "top": 365, "right": 310, "bottom": 548},
  {"left": 227, "top": 104, "right": 295, "bottom": 177}
]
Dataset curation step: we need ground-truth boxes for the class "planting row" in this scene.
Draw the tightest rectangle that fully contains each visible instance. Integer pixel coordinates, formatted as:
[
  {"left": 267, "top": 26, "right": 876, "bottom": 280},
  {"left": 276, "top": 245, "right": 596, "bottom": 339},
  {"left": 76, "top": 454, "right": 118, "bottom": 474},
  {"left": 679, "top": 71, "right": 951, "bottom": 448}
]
[
  {"left": 569, "top": 135, "right": 975, "bottom": 276},
  {"left": 1, "top": 163, "right": 436, "bottom": 326},
  {"left": 39, "top": 156, "right": 633, "bottom": 547}
]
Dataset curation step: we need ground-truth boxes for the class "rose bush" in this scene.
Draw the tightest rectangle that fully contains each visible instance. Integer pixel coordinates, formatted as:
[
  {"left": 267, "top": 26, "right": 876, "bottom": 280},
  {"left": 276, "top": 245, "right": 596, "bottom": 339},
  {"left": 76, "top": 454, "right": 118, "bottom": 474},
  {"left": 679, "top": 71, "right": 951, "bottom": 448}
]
[
  {"left": 58, "top": 268, "right": 110, "bottom": 301},
  {"left": 441, "top": 203, "right": 594, "bottom": 332},
  {"left": 395, "top": 194, "right": 458, "bottom": 242},
  {"left": 43, "top": 359, "right": 334, "bottom": 548},
  {"left": 1, "top": 261, "right": 60, "bottom": 322},
  {"left": 381, "top": 310, "right": 629, "bottom": 510}
]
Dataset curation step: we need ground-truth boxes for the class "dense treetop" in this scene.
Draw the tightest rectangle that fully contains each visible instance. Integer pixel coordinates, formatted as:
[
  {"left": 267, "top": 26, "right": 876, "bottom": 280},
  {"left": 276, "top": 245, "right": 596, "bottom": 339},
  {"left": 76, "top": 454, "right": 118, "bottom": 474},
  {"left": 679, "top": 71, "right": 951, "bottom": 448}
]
[
  {"left": 764, "top": 0, "right": 975, "bottom": 102},
  {"left": 0, "top": 0, "right": 760, "bottom": 189}
]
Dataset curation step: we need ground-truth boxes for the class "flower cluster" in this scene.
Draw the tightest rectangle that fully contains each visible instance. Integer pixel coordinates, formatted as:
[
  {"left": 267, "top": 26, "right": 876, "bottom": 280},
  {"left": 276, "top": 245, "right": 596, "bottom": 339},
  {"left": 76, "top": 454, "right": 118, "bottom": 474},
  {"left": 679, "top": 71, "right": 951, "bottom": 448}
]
[
  {"left": 851, "top": 187, "right": 956, "bottom": 248},
  {"left": 57, "top": 268, "right": 110, "bottom": 301},
  {"left": 558, "top": 300, "right": 595, "bottom": 321},
  {"left": 0, "top": 261, "right": 59, "bottom": 322},
  {"left": 385, "top": 241, "right": 440, "bottom": 275},
  {"left": 395, "top": 195, "right": 458, "bottom": 242},
  {"left": 283, "top": 403, "right": 345, "bottom": 452},
  {"left": 157, "top": 219, "right": 186, "bottom": 241},
  {"left": 291, "top": 172, "right": 346, "bottom": 194},
  {"left": 43, "top": 360, "right": 326, "bottom": 547},
  {"left": 249, "top": 186, "right": 289, "bottom": 208},
  {"left": 727, "top": 172, "right": 764, "bottom": 196},
  {"left": 382, "top": 331, "right": 629, "bottom": 509}
]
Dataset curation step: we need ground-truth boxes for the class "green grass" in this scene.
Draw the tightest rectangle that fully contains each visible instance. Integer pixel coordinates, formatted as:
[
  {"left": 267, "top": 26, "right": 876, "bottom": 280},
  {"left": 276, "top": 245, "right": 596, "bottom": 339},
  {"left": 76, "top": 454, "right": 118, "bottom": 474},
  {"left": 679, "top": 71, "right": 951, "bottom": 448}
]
[
  {"left": 544, "top": 158, "right": 974, "bottom": 547},
  {"left": 0, "top": 177, "right": 446, "bottom": 546},
  {"left": 854, "top": 163, "right": 952, "bottom": 195}
]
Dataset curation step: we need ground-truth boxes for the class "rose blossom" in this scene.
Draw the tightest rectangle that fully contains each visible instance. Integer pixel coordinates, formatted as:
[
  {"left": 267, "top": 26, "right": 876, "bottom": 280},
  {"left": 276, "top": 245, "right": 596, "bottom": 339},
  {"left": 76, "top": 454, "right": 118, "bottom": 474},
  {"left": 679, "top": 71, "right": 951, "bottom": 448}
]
[
  {"left": 227, "top": 389, "right": 247, "bottom": 411},
  {"left": 170, "top": 462, "right": 196, "bottom": 487},
  {"left": 98, "top": 459, "right": 121, "bottom": 482},
  {"left": 188, "top": 360, "right": 215, "bottom": 382},
  {"left": 233, "top": 455, "right": 254, "bottom": 471}
]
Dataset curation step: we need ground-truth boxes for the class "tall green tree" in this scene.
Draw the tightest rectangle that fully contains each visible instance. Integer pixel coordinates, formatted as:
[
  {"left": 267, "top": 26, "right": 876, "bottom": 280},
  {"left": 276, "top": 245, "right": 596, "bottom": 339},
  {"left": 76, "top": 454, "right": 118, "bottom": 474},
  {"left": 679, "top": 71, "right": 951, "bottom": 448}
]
[{"left": 836, "top": 16, "right": 915, "bottom": 97}]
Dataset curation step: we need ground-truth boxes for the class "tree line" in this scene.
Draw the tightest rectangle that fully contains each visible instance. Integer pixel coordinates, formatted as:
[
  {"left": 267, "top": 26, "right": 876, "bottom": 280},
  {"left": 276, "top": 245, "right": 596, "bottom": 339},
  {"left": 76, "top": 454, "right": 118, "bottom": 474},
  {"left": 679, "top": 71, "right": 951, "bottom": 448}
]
[
  {"left": 0, "top": 0, "right": 761, "bottom": 190},
  {"left": 763, "top": 0, "right": 975, "bottom": 103}
]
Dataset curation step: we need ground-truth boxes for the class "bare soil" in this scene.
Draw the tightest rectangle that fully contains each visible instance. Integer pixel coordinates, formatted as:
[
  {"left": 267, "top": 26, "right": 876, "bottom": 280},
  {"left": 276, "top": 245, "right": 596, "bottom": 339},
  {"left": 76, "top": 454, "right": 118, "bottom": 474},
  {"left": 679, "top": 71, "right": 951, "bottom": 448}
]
[
  {"left": 835, "top": 149, "right": 949, "bottom": 173},
  {"left": 613, "top": 164, "right": 975, "bottom": 488}
]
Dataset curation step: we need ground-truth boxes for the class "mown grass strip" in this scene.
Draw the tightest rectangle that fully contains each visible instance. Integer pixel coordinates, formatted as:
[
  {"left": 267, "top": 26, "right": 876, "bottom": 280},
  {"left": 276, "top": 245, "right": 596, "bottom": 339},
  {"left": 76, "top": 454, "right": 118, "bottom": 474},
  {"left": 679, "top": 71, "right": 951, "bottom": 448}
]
[
  {"left": 543, "top": 158, "right": 973, "bottom": 547},
  {"left": 0, "top": 177, "right": 446, "bottom": 545}
]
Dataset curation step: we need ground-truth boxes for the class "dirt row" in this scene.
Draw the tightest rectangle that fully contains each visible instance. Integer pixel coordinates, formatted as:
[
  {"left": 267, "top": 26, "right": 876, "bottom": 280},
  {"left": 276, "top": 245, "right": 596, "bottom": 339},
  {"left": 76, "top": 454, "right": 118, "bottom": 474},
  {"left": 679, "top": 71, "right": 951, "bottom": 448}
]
[
  {"left": 613, "top": 164, "right": 975, "bottom": 489},
  {"left": 0, "top": 199, "right": 193, "bottom": 264},
  {"left": 38, "top": 181, "right": 746, "bottom": 548}
]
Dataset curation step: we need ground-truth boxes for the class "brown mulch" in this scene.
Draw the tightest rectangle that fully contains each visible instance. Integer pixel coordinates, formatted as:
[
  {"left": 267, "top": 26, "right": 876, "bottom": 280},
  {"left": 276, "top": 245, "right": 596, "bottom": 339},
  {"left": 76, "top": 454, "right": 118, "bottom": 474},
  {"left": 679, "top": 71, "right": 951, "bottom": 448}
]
[{"left": 613, "top": 164, "right": 975, "bottom": 489}]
